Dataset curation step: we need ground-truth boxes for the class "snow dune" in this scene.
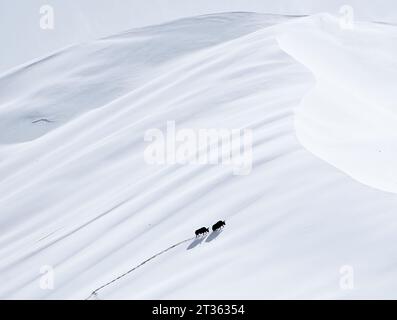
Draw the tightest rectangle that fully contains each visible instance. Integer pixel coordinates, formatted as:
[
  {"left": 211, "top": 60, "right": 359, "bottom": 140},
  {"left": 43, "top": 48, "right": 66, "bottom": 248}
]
[
  {"left": 1, "top": 12, "right": 397, "bottom": 299},
  {"left": 278, "top": 14, "right": 397, "bottom": 194}
]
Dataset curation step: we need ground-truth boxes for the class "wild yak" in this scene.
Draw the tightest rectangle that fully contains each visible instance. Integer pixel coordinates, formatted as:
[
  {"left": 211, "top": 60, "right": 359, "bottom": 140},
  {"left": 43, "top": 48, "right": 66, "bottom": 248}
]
[
  {"left": 212, "top": 220, "right": 226, "bottom": 232},
  {"left": 195, "top": 227, "right": 209, "bottom": 237}
]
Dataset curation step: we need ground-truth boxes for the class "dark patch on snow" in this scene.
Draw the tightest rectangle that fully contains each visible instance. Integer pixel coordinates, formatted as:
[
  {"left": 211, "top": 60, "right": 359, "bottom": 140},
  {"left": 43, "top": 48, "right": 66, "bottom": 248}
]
[
  {"left": 32, "top": 118, "right": 54, "bottom": 124},
  {"left": 187, "top": 236, "right": 205, "bottom": 250},
  {"left": 206, "top": 230, "right": 223, "bottom": 243}
]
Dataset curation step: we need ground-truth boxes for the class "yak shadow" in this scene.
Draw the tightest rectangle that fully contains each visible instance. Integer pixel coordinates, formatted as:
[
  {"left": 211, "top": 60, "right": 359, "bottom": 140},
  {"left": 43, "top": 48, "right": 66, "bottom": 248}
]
[
  {"left": 187, "top": 236, "right": 206, "bottom": 250},
  {"left": 206, "top": 230, "right": 223, "bottom": 242}
]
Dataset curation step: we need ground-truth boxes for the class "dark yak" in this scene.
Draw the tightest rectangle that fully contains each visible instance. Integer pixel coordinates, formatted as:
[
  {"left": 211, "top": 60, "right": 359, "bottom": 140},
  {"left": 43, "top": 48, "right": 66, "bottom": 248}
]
[
  {"left": 212, "top": 220, "right": 226, "bottom": 232},
  {"left": 195, "top": 227, "right": 209, "bottom": 237}
]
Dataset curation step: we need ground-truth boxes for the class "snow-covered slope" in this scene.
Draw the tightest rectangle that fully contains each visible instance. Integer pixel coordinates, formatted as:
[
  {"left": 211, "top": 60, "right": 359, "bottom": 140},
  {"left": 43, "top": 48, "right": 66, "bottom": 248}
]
[
  {"left": 1, "top": 12, "right": 397, "bottom": 299},
  {"left": 278, "top": 14, "right": 397, "bottom": 194},
  {"left": 2, "top": 0, "right": 396, "bottom": 74}
]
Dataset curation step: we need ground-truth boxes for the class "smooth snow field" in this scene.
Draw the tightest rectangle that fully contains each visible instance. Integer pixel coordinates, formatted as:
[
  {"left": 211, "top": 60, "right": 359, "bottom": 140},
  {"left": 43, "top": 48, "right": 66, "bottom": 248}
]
[{"left": 1, "top": 12, "right": 397, "bottom": 299}]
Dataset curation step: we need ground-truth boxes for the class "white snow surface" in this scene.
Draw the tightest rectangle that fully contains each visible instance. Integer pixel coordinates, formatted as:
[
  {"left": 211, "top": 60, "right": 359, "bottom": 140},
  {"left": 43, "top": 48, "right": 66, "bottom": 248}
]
[{"left": 1, "top": 12, "right": 397, "bottom": 299}]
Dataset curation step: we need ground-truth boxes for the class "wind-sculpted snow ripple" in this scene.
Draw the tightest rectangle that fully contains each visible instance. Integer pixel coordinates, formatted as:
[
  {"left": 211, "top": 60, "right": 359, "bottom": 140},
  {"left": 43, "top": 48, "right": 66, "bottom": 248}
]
[{"left": 1, "top": 13, "right": 397, "bottom": 300}]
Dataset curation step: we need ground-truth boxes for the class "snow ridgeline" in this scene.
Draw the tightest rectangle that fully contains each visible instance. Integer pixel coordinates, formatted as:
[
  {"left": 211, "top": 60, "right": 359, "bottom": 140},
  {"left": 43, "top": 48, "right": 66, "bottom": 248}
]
[
  {"left": 1, "top": 13, "right": 397, "bottom": 299},
  {"left": 277, "top": 14, "right": 397, "bottom": 194}
]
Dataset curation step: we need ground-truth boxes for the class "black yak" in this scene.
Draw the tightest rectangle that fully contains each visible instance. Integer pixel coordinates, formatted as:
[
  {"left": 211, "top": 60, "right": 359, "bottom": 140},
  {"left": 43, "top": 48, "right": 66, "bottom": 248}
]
[
  {"left": 212, "top": 220, "right": 226, "bottom": 232},
  {"left": 195, "top": 227, "right": 209, "bottom": 237}
]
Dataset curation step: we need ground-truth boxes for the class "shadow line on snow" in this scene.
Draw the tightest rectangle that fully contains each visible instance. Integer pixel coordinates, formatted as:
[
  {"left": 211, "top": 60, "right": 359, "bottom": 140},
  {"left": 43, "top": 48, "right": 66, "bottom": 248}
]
[
  {"left": 186, "top": 236, "right": 206, "bottom": 250},
  {"left": 206, "top": 230, "right": 222, "bottom": 242}
]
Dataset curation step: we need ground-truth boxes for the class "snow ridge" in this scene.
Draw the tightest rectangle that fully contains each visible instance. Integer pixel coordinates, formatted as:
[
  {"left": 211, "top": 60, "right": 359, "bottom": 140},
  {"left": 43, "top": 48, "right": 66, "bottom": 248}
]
[{"left": 1, "top": 13, "right": 397, "bottom": 299}]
